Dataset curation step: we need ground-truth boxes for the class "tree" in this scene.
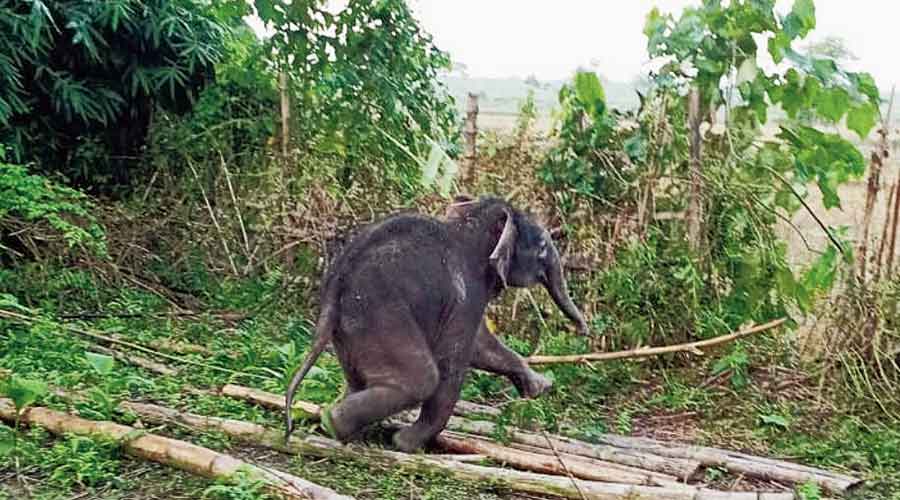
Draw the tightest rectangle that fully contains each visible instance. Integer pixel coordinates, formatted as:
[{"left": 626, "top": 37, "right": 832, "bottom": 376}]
[{"left": 0, "top": 0, "right": 235, "bottom": 190}]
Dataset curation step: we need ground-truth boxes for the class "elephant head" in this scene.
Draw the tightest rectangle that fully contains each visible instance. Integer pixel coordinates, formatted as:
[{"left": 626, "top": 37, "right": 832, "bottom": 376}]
[{"left": 446, "top": 196, "right": 590, "bottom": 335}]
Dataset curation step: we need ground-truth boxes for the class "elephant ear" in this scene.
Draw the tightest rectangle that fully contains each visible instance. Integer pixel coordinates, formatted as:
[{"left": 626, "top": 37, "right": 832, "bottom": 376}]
[
  {"left": 489, "top": 209, "right": 517, "bottom": 288},
  {"left": 445, "top": 195, "right": 476, "bottom": 219}
]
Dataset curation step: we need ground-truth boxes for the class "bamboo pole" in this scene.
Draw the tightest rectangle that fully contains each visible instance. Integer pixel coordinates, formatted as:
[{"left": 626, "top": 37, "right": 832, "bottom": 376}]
[
  {"left": 0, "top": 399, "right": 351, "bottom": 500},
  {"left": 586, "top": 433, "right": 860, "bottom": 494},
  {"left": 527, "top": 318, "right": 786, "bottom": 365}
]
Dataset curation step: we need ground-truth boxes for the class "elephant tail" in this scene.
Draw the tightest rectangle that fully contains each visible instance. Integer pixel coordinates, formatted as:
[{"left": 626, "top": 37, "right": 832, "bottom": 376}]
[{"left": 284, "top": 295, "right": 338, "bottom": 442}]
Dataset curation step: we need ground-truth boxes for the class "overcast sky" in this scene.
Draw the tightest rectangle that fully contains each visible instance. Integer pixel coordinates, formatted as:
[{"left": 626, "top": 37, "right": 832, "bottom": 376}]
[{"left": 406, "top": 0, "right": 899, "bottom": 88}]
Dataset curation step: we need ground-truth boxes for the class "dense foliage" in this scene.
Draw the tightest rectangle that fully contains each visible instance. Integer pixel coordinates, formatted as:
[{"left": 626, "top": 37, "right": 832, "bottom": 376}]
[
  {"left": 253, "top": 0, "right": 459, "bottom": 194},
  {"left": 0, "top": 0, "right": 234, "bottom": 187}
]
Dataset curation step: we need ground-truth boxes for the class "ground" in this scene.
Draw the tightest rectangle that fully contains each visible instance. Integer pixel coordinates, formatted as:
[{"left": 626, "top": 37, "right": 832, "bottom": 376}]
[{"left": 1, "top": 266, "right": 897, "bottom": 499}]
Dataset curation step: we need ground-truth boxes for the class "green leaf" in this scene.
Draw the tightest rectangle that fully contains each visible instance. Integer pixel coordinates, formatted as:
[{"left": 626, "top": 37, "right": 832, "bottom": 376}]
[
  {"left": 760, "top": 413, "right": 790, "bottom": 429},
  {"left": 815, "top": 87, "right": 849, "bottom": 122},
  {"left": 0, "top": 437, "right": 13, "bottom": 457},
  {"left": 768, "top": 31, "right": 791, "bottom": 64},
  {"left": 1, "top": 376, "right": 48, "bottom": 412},
  {"left": 85, "top": 352, "right": 115, "bottom": 376},
  {"left": 574, "top": 71, "right": 606, "bottom": 118},
  {"left": 846, "top": 102, "right": 878, "bottom": 139},
  {"left": 784, "top": 0, "right": 815, "bottom": 39}
]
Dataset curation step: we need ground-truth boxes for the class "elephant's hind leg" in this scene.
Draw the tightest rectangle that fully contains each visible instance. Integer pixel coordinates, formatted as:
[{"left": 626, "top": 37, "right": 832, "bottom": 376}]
[
  {"left": 328, "top": 315, "right": 440, "bottom": 442},
  {"left": 392, "top": 368, "right": 466, "bottom": 452}
]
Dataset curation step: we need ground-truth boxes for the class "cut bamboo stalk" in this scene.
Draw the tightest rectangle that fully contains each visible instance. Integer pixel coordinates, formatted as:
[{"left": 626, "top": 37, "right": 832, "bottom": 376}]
[
  {"left": 504, "top": 440, "right": 684, "bottom": 487},
  {"left": 0, "top": 398, "right": 351, "bottom": 500},
  {"left": 435, "top": 430, "right": 687, "bottom": 487},
  {"left": 527, "top": 318, "right": 786, "bottom": 365},
  {"left": 119, "top": 401, "right": 789, "bottom": 500},
  {"left": 439, "top": 416, "right": 701, "bottom": 480},
  {"left": 586, "top": 433, "right": 860, "bottom": 494}
]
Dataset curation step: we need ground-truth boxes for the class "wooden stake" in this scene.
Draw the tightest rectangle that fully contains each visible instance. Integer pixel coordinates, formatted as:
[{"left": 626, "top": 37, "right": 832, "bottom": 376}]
[
  {"left": 462, "top": 93, "right": 479, "bottom": 182},
  {"left": 686, "top": 87, "right": 704, "bottom": 253}
]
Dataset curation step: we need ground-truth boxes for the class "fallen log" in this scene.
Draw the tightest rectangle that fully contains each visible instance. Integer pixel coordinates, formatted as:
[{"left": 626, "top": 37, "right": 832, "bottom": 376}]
[
  {"left": 0, "top": 398, "right": 351, "bottom": 500},
  {"left": 120, "top": 400, "right": 794, "bottom": 500},
  {"left": 585, "top": 433, "right": 860, "bottom": 494},
  {"left": 527, "top": 318, "right": 787, "bottom": 365}
]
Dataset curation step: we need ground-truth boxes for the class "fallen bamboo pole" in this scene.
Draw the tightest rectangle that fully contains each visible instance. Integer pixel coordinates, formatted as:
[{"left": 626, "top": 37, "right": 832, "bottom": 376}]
[
  {"left": 438, "top": 416, "right": 701, "bottom": 480},
  {"left": 0, "top": 398, "right": 351, "bottom": 500},
  {"left": 586, "top": 433, "right": 861, "bottom": 494},
  {"left": 435, "top": 430, "right": 687, "bottom": 487},
  {"left": 527, "top": 318, "right": 787, "bottom": 365},
  {"left": 119, "top": 400, "right": 793, "bottom": 500}
]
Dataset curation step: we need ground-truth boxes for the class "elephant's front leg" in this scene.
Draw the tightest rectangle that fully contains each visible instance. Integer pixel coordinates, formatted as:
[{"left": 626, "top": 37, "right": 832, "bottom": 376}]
[{"left": 470, "top": 319, "right": 551, "bottom": 398}]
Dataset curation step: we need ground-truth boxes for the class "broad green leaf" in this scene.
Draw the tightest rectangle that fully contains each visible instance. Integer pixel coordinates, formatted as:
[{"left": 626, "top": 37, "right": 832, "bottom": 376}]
[
  {"left": 574, "top": 71, "right": 606, "bottom": 118},
  {"left": 1, "top": 376, "right": 47, "bottom": 412},
  {"left": 768, "top": 31, "right": 791, "bottom": 64},
  {"left": 85, "top": 352, "right": 115, "bottom": 376},
  {"left": 846, "top": 102, "right": 878, "bottom": 139},
  {"left": 815, "top": 87, "right": 849, "bottom": 122},
  {"left": 850, "top": 72, "right": 881, "bottom": 103}
]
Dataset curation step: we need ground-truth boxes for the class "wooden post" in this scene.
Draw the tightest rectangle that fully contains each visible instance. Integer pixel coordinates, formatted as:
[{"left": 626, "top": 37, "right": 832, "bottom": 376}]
[
  {"left": 279, "top": 71, "right": 290, "bottom": 157},
  {"left": 858, "top": 86, "right": 895, "bottom": 281},
  {"left": 686, "top": 87, "right": 704, "bottom": 253},
  {"left": 462, "top": 92, "right": 479, "bottom": 182}
]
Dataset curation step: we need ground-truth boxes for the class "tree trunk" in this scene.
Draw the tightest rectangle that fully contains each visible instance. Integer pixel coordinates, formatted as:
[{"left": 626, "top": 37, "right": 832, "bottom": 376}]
[
  {"left": 280, "top": 71, "right": 290, "bottom": 157},
  {"left": 0, "top": 399, "right": 351, "bottom": 500}
]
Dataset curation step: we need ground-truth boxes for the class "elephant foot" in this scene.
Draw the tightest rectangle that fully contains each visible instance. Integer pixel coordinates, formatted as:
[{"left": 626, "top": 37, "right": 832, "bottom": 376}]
[
  {"left": 518, "top": 369, "right": 552, "bottom": 399},
  {"left": 392, "top": 425, "right": 430, "bottom": 453},
  {"left": 321, "top": 405, "right": 357, "bottom": 442}
]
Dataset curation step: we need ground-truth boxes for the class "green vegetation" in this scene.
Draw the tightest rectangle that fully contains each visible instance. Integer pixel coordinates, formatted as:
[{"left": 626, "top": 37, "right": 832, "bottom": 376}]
[{"left": 1, "top": 0, "right": 898, "bottom": 498}]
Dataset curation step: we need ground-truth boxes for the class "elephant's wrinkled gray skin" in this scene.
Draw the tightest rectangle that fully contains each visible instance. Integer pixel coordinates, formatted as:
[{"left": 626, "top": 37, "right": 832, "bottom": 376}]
[{"left": 284, "top": 196, "right": 589, "bottom": 452}]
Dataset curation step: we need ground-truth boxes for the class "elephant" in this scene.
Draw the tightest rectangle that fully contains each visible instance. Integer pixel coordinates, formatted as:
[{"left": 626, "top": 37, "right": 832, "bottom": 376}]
[{"left": 284, "top": 195, "right": 589, "bottom": 452}]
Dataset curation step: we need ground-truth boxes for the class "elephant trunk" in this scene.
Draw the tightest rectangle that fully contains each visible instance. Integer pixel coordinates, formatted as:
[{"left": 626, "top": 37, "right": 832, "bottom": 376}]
[{"left": 543, "top": 244, "right": 590, "bottom": 335}]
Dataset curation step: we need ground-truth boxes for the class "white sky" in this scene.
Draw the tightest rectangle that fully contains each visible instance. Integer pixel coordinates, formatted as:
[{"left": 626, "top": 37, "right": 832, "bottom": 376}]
[
  {"left": 405, "top": 0, "right": 900, "bottom": 88},
  {"left": 247, "top": 1, "right": 900, "bottom": 88}
]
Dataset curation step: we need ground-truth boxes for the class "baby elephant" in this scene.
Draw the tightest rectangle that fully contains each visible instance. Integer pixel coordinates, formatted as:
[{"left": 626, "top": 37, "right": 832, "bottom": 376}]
[{"left": 284, "top": 195, "right": 589, "bottom": 452}]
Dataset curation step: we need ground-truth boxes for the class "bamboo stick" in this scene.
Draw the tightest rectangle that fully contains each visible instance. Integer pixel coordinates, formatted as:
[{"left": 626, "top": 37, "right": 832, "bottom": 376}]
[
  {"left": 527, "top": 318, "right": 787, "bottom": 365},
  {"left": 0, "top": 399, "right": 351, "bottom": 500},
  {"left": 586, "top": 433, "right": 860, "bottom": 494}
]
